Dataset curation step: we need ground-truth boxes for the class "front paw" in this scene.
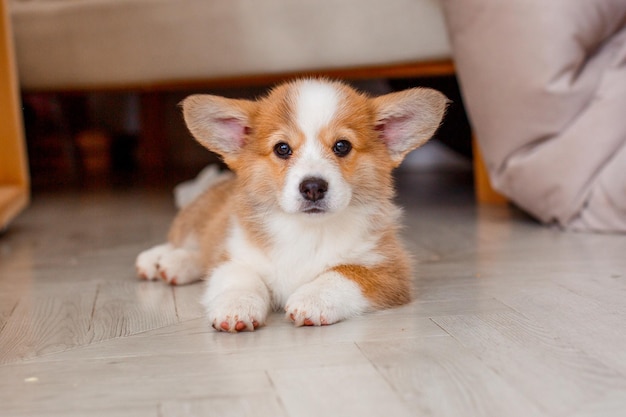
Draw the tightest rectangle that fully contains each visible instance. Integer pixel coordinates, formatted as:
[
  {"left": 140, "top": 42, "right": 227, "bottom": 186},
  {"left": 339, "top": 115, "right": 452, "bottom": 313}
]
[
  {"left": 284, "top": 292, "right": 334, "bottom": 327},
  {"left": 206, "top": 290, "right": 269, "bottom": 333},
  {"left": 285, "top": 272, "right": 369, "bottom": 327}
]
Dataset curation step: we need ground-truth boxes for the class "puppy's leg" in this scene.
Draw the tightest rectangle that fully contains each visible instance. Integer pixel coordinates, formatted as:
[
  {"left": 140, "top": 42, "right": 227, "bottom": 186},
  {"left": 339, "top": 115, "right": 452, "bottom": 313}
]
[
  {"left": 155, "top": 247, "right": 204, "bottom": 285},
  {"left": 285, "top": 263, "right": 411, "bottom": 326},
  {"left": 135, "top": 243, "right": 204, "bottom": 285},
  {"left": 285, "top": 271, "right": 371, "bottom": 327},
  {"left": 135, "top": 243, "right": 172, "bottom": 281},
  {"left": 203, "top": 262, "right": 271, "bottom": 332}
]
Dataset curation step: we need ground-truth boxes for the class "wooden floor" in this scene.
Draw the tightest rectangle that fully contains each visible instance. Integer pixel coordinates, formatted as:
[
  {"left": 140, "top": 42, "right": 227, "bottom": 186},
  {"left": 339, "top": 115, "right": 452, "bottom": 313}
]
[{"left": 1, "top": 163, "right": 625, "bottom": 417}]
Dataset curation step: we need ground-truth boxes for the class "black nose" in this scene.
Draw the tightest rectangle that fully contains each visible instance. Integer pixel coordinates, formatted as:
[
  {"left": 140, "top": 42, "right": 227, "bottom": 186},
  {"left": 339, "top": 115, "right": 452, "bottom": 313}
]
[{"left": 299, "top": 177, "right": 328, "bottom": 202}]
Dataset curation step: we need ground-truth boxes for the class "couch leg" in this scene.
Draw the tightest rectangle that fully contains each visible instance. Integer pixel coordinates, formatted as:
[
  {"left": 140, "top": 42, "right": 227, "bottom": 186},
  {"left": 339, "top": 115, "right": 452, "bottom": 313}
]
[
  {"left": 472, "top": 136, "right": 507, "bottom": 204},
  {"left": 0, "top": 0, "right": 29, "bottom": 229}
]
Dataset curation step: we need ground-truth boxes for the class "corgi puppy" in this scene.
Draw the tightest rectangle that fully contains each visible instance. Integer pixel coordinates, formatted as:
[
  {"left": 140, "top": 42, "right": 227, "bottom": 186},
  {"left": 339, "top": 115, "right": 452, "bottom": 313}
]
[{"left": 136, "top": 79, "right": 447, "bottom": 332}]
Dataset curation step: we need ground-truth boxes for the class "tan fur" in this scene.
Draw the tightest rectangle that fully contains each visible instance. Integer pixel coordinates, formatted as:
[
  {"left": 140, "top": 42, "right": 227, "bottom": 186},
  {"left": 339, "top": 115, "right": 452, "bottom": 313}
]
[
  {"left": 168, "top": 178, "right": 236, "bottom": 270},
  {"left": 163, "top": 79, "right": 447, "bottom": 324}
]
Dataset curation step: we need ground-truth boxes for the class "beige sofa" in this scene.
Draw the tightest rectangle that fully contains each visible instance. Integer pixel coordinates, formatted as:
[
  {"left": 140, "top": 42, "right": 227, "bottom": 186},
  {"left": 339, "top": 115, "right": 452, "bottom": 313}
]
[
  {"left": 2, "top": 0, "right": 461, "bottom": 227},
  {"left": 4, "top": 0, "right": 513, "bottom": 229},
  {"left": 11, "top": 0, "right": 452, "bottom": 91},
  {"left": 9, "top": 0, "right": 620, "bottom": 233}
]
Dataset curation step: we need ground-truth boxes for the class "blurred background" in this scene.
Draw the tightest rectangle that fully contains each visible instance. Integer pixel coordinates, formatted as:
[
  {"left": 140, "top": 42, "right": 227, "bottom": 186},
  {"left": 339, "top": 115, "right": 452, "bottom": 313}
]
[{"left": 21, "top": 76, "right": 473, "bottom": 190}]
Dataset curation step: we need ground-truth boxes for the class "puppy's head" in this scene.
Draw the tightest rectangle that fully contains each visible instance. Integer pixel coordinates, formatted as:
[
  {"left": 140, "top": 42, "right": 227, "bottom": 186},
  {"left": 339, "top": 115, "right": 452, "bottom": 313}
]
[{"left": 182, "top": 80, "right": 447, "bottom": 216}]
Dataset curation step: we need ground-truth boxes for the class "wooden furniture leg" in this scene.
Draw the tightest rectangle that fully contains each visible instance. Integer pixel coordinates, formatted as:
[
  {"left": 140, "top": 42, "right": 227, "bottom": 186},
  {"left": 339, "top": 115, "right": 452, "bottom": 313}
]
[
  {"left": 0, "top": 0, "right": 29, "bottom": 230},
  {"left": 472, "top": 135, "right": 507, "bottom": 204}
]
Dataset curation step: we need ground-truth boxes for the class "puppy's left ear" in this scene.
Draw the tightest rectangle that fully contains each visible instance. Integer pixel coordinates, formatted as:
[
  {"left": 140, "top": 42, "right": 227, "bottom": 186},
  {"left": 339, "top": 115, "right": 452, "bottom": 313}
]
[
  {"left": 372, "top": 88, "right": 448, "bottom": 166},
  {"left": 181, "top": 95, "right": 257, "bottom": 165}
]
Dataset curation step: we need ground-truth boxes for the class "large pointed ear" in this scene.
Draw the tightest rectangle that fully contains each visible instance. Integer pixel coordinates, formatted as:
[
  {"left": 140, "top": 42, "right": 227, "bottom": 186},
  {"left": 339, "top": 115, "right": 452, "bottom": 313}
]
[
  {"left": 372, "top": 88, "right": 448, "bottom": 166},
  {"left": 181, "top": 94, "right": 256, "bottom": 161}
]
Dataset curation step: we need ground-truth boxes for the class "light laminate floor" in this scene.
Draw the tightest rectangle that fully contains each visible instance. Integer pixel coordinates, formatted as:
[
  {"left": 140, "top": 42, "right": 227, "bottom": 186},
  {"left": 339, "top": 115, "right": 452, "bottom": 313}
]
[{"left": 1, "top": 165, "right": 625, "bottom": 417}]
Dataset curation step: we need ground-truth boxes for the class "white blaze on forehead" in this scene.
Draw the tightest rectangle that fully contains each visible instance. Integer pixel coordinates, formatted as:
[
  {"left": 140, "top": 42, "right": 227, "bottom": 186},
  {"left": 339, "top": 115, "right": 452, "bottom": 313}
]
[
  {"left": 279, "top": 81, "right": 352, "bottom": 215},
  {"left": 295, "top": 81, "right": 339, "bottom": 141}
]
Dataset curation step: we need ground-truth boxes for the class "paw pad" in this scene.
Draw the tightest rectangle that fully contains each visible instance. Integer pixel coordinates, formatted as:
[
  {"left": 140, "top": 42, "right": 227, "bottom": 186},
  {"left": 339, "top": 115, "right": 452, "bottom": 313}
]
[{"left": 211, "top": 319, "right": 260, "bottom": 333}]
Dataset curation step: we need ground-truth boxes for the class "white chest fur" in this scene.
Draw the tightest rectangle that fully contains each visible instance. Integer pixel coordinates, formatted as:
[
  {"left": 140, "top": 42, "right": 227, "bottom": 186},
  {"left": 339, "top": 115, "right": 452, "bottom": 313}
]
[{"left": 225, "top": 206, "right": 390, "bottom": 307}]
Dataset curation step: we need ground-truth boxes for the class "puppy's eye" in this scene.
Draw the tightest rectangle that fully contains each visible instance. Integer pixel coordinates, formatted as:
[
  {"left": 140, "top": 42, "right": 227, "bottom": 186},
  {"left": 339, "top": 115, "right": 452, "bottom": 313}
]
[
  {"left": 333, "top": 139, "right": 352, "bottom": 157},
  {"left": 274, "top": 142, "right": 292, "bottom": 159}
]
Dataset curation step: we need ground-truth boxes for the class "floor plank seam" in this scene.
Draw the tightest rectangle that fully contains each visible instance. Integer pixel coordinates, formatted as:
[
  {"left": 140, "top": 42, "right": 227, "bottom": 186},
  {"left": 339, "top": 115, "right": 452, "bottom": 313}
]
[
  {"left": 353, "top": 340, "right": 415, "bottom": 410},
  {"left": 87, "top": 283, "right": 100, "bottom": 333},
  {"left": 428, "top": 316, "right": 453, "bottom": 336},
  {"left": 172, "top": 287, "right": 180, "bottom": 322},
  {"left": 264, "top": 370, "right": 290, "bottom": 417},
  {"left": 0, "top": 299, "right": 19, "bottom": 335},
  {"left": 490, "top": 297, "right": 531, "bottom": 322}
]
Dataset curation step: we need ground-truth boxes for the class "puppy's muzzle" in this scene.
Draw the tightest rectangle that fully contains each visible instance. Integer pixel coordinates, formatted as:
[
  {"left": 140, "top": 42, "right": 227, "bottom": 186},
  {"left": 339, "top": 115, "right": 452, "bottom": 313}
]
[{"left": 299, "top": 177, "right": 328, "bottom": 202}]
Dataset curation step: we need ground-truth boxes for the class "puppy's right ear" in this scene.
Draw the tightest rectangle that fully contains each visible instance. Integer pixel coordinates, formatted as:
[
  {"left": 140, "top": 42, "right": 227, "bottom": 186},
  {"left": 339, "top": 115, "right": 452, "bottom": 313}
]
[{"left": 181, "top": 95, "right": 256, "bottom": 163}]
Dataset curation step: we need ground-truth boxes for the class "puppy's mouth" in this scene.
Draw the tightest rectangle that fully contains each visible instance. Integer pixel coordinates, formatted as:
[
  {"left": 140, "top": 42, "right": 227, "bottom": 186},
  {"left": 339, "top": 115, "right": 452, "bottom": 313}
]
[
  {"left": 303, "top": 207, "right": 325, "bottom": 214},
  {"left": 300, "top": 202, "right": 328, "bottom": 215}
]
